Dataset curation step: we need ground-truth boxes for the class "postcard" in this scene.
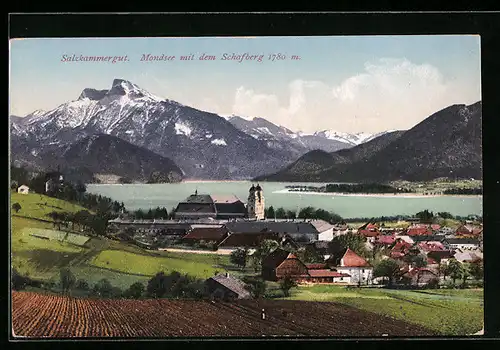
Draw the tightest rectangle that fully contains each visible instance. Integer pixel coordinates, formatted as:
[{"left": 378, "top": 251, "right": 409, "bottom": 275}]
[{"left": 9, "top": 34, "right": 483, "bottom": 338}]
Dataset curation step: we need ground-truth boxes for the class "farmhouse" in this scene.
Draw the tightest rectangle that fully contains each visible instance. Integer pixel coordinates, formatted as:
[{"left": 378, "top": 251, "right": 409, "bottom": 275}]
[
  {"left": 205, "top": 273, "right": 250, "bottom": 300},
  {"left": 326, "top": 248, "right": 373, "bottom": 285},
  {"left": 261, "top": 249, "right": 309, "bottom": 282},
  {"left": 305, "top": 264, "right": 351, "bottom": 284},
  {"left": 403, "top": 268, "right": 438, "bottom": 287},
  {"left": 17, "top": 185, "right": 30, "bottom": 194},
  {"left": 45, "top": 172, "right": 64, "bottom": 195}
]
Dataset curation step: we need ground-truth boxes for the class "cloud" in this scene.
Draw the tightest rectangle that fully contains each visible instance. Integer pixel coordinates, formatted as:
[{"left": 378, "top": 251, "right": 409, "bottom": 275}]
[{"left": 230, "top": 58, "right": 480, "bottom": 133}]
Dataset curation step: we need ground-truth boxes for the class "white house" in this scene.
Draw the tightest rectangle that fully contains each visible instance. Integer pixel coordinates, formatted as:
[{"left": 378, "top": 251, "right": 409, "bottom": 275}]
[
  {"left": 17, "top": 185, "right": 30, "bottom": 194},
  {"left": 445, "top": 238, "right": 480, "bottom": 251},
  {"left": 328, "top": 248, "right": 373, "bottom": 285}
]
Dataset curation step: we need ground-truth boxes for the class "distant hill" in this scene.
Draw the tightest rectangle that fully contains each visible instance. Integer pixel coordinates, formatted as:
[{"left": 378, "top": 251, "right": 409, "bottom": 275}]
[
  {"left": 36, "top": 134, "right": 184, "bottom": 183},
  {"left": 255, "top": 131, "right": 406, "bottom": 182},
  {"left": 255, "top": 101, "right": 482, "bottom": 182}
]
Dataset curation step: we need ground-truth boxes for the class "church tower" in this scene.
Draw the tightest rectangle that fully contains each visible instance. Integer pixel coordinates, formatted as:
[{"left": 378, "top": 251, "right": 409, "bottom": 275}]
[{"left": 247, "top": 184, "right": 265, "bottom": 220}]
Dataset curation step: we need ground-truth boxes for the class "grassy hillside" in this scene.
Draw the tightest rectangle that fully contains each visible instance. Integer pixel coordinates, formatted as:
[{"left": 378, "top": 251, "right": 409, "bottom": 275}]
[
  {"left": 281, "top": 285, "right": 483, "bottom": 335},
  {"left": 10, "top": 193, "right": 235, "bottom": 290},
  {"left": 10, "top": 192, "right": 90, "bottom": 221}
]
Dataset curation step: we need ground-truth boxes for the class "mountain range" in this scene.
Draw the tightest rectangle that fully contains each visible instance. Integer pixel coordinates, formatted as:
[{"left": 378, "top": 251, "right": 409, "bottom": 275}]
[
  {"left": 255, "top": 101, "right": 482, "bottom": 182},
  {"left": 10, "top": 78, "right": 481, "bottom": 183}
]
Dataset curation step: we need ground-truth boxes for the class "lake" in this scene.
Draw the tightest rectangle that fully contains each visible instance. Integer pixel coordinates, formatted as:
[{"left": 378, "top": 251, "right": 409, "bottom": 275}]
[{"left": 86, "top": 181, "right": 482, "bottom": 219}]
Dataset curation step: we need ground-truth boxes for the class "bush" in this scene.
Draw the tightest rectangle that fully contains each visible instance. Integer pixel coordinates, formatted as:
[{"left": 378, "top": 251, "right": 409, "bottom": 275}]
[
  {"left": 76, "top": 279, "right": 89, "bottom": 290},
  {"left": 424, "top": 278, "right": 440, "bottom": 289}
]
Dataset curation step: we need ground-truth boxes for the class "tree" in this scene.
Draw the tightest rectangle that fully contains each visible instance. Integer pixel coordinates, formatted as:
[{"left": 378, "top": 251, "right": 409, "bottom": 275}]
[
  {"left": 439, "top": 261, "right": 449, "bottom": 281},
  {"left": 285, "top": 210, "right": 297, "bottom": 219},
  {"left": 11, "top": 268, "right": 28, "bottom": 290},
  {"left": 275, "top": 208, "right": 286, "bottom": 219},
  {"left": 279, "top": 275, "right": 297, "bottom": 297},
  {"left": 416, "top": 210, "right": 434, "bottom": 223},
  {"left": 437, "top": 212, "right": 454, "bottom": 219},
  {"left": 447, "top": 259, "right": 464, "bottom": 286},
  {"left": 124, "top": 282, "right": 145, "bottom": 299},
  {"left": 76, "top": 279, "right": 89, "bottom": 290},
  {"left": 300, "top": 246, "right": 324, "bottom": 264},
  {"left": 460, "top": 262, "right": 471, "bottom": 288},
  {"left": 266, "top": 206, "right": 275, "bottom": 219},
  {"left": 230, "top": 248, "right": 249, "bottom": 269},
  {"left": 469, "top": 261, "right": 484, "bottom": 281},
  {"left": 329, "top": 233, "right": 368, "bottom": 258},
  {"left": 243, "top": 277, "right": 267, "bottom": 299},
  {"left": 252, "top": 239, "right": 280, "bottom": 272},
  {"left": 12, "top": 202, "right": 22, "bottom": 213},
  {"left": 76, "top": 181, "right": 87, "bottom": 201},
  {"left": 298, "top": 206, "right": 316, "bottom": 219},
  {"left": 59, "top": 268, "right": 76, "bottom": 294},
  {"left": 92, "top": 278, "right": 114, "bottom": 298},
  {"left": 146, "top": 271, "right": 180, "bottom": 298},
  {"left": 373, "top": 259, "right": 401, "bottom": 287}
]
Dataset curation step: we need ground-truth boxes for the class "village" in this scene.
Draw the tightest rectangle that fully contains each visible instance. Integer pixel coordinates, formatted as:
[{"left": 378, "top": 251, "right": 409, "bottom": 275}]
[{"left": 104, "top": 183, "right": 484, "bottom": 300}]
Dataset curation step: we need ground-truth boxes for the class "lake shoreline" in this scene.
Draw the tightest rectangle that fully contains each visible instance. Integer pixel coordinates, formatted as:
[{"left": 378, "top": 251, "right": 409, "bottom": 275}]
[{"left": 273, "top": 189, "right": 482, "bottom": 199}]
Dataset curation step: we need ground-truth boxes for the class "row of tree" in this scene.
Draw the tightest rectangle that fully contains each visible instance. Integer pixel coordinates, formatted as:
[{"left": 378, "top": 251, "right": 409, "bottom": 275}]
[
  {"left": 325, "top": 183, "right": 414, "bottom": 194},
  {"left": 46, "top": 210, "right": 109, "bottom": 237},
  {"left": 264, "top": 206, "right": 343, "bottom": 223},
  {"left": 443, "top": 188, "right": 482, "bottom": 195}
]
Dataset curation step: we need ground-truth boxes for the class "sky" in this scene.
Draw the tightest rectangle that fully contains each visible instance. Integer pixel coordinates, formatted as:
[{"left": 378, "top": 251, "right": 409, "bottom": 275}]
[{"left": 9, "top": 36, "right": 481, "bottom": 133}]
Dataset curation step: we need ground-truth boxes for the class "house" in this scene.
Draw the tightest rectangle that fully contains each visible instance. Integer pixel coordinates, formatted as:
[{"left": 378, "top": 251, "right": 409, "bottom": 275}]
[
  {"left": 261, "top": 249, "right": 309, "bottom": 282},
  {"left": 205, "top": 273, "right": 251, "bottom": 300},
  {"left": 406, "top": 226, "right": 433, "bottom": 236},
  {"left": 453, "top": 249, "right": 483, "bottom": 263},
  {"left": 389, "top": 239, "right": 412, "bottom": 259},
  {"left": 402, "top": 268, "right": 439, "bottom": 286},
  {"left": 216, "top": 232, "right": 297, "bottom": 254},
  {"left": 444, "top": 238, "right": 480, "bottom": 250},
  {"left": 427, "top": 249, "right": 456, "bottom": 263},
  {"left": 326, "top": 248, "right": 373, "bottom": 285},
  {"left": 396, "top": 235, "right": 415, "bottom": 244},
  {"left": 224, "top": 220, "right": 333, "bottom": 243},
  {"left": 182, "top": 226, "right": 229, "bottom": 245},
  {"left": 456, "top": 224, "right": 483, "bottom": 237},
  {"left": 306, "top": 269, "right": 351, "bottom": 284},
  {"left": 373, "top": 235, "right": 396, "bottom": 247},
  {"left": 17, "top": 185, "right": 29, "bottom": 194}
]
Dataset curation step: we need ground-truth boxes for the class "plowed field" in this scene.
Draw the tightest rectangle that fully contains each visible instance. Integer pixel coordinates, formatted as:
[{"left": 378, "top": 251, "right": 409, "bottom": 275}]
[{"left": 11, "top": 291, "right": 436, "bottom": 338}]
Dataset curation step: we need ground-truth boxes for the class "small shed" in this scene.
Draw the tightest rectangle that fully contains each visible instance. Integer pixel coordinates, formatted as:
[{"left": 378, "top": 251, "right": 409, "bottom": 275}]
[
  {"left": 17, "top": 185, "right": 30, "bottom": 194},
  {"left": 205, "top": 273, "right": 251, "bottom": 300}
]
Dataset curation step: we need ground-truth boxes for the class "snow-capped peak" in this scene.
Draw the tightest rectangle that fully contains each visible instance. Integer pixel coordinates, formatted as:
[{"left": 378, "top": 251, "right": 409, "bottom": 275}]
[
  {"left": 314, "top": 130, "right": 375, "bottom": 146},
  {"left": 24, "top": 109, "right": 45, "bottom": 118}
]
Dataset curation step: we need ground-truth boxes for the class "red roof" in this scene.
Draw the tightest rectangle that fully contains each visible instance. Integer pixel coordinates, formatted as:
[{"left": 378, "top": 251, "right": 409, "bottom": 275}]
[
  {"left": 183, "top": 227, "right": 228, "bottom": 241},
  {"left": 390, "top": 252, "right": 405, "bottom": 258},
  {"left": 407, "top": 227, "right": 433, "bottom": 236},
  {"left": 305, "top": 263, "right": 328, "bottom": 270},
  {"left": 430, "top": 224, "right": 441, "bottom": 230},
  {"left": 375, "top": 235, "right": 396, "bottom": 245},
  {"left": 340, "top": 248, "right": 371, "bottom": 267},
  {"left": 308, "top": 269, "right": 350, "bottom": 278},
  {"left": 418, "top": 242, "right": 444, "bottom": 252},
  {"left": 366, "top": 223, "right": 378, "bottom": 230}
]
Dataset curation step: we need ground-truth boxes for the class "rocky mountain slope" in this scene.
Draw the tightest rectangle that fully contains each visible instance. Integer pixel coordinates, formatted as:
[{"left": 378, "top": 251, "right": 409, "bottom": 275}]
[
  {"left": 227, "top": 116, "right": 353, "bottom": 155},
  {"left": 35, "top": 134, "right": 183, "bottom": 183},
  {"left": 10, "top": 79, "right": 294, "bottom": 180}
]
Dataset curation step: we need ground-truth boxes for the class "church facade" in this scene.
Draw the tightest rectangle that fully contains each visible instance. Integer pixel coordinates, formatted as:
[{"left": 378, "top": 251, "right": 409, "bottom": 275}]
[
  {"left": 172, "top": 185, "right": 266, "bottom": 220},
  {"left": 247, "top": 184, "right": 265, "bottom": 220}
]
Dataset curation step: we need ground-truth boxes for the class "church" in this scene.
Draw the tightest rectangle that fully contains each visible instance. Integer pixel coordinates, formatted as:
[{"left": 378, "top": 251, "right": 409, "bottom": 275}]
[{"left": 173, "top": 184, "right": 265, "bottom": 220}]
